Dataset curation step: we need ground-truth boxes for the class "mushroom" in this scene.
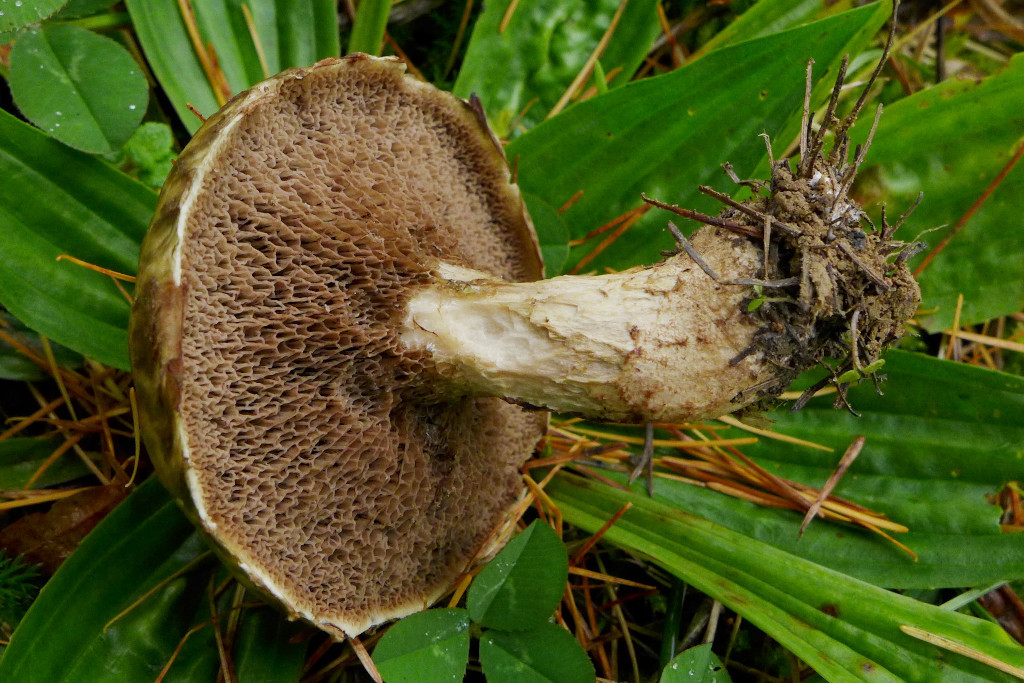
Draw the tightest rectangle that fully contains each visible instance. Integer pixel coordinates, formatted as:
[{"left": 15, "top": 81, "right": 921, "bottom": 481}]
[{"left": 131, "top": 54, "right": 920, "bottom": 638}]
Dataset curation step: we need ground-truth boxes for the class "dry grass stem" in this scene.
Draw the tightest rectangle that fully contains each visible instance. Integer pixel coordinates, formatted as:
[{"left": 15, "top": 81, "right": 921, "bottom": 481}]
[{"left": 548, "top": 0, "right": 629, "bottom": 118}]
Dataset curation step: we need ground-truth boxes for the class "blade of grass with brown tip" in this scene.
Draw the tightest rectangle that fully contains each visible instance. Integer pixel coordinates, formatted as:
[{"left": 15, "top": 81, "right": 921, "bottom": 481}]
[{"left": 550, "top": 471, "right": 1024, "bottom": 682}]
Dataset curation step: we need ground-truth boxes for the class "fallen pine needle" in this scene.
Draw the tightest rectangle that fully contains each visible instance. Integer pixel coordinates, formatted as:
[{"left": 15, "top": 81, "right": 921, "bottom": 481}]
[
  {"left": 569, "top": 565, "right": 655, "bottom": 590},
  {"left": 717, "top": 414, "right": 833, "bottom": 452},
  {"left": 800, "top": 436, "right": 866, "bottom": 536}
]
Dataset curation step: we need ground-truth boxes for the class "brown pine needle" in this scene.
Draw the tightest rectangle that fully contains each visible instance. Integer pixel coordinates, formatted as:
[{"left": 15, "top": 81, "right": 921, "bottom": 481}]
[
  {"left": 524, "top": 473, "right": 563, "bottom": 537},
  {"left": 23, "top": 432, "right": 86, "bottom": 490},
  {"left": 572, "top": 464, "right": 633, "bottom": 491},
  {"left": 946, "top": 329, "right": 1024, "bottom": 355},
  {"left": 55, "top": 254, "right": 136, "bottom": 282},
  {"left": 240, "top": 3, "right": 270, "bottom": 80},
  {"left": 571, "top": 502, "right": 632, "bottom": 566},
  {"left": 442, "top": 0, "right": 475, "bottom": 81},
  {"left": 656, "top": 2, "right": 684, "bottom": 68},
  {"left": 943, "top": 293, "right": 966, "bottom": 361},
  {"left": 446, "top": 571, "right": 476, "bottom": 608},
  {"left": 498, "top": 0, "right": 520, "bottom": 33},
  {"left": 208, "top": 580, "right": 237, "bottom": 683},
  {"left": 53, "top": 256, "right": 135, "bottom": 303},
  {"left": 0, "top": 328, "right": 66, "bottom": 386},
  {"left": 569, "top": 207, "right": 650, "bottom": 274},
  {"left": 506, "top": 97, "right": 539, "bottom": 136},
  {"left": 548, "top": 0, "right": 629, "bottom": 118},
  {"left": 568, "top": 205, "right": 647, "bottom": 247},
  {"left": 554, "top": 419, "right": 910, "bottom": 552},
  {"left": 104, "top": 551, "right": 214, "bottom": 632},
  {"left": 0, "top": 395, "right": 64, "bottom": 441},
  {"left": 383, "top": 33, "right": 425, "bottom": 82},
  {"left": 0, "top": 486, "right": 92, "bottom": 511},
  {"left": 562, "top": 583, "right": 590, "bottom": 648},
  {"left": 559, "top": 189, "right": 585, "bottom": 215},
  {"left": 349, "top": 636, "right": 383, "bottom": 683},
  {"left": 565, "top": 424, "right": 753, "bottom": 449},
  {"left": 915, "top": 135, "right": 1024, "bottom": 276},
  {"left": 716, "top": 414, "right": 834, "bottom": 452},
  {"left": 569, "top": 565, "right": 655, "bottom": 590},
  {"left": 155, "top": 620, "right": 213, "bottom": 683},
  {"left": 799, "top": 436, "right": 866, "bottom": 536},
  {"left": 40, "top": 337, "right": 78, "bottom": 424},
  {"left": 858, "top": 521, "right": 918, "bottom": 560}
]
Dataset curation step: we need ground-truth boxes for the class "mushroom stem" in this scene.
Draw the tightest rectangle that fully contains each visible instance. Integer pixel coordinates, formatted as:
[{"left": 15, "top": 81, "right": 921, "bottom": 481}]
[{"left": 401, "top": 227, "right": 773, "bottom": 423}]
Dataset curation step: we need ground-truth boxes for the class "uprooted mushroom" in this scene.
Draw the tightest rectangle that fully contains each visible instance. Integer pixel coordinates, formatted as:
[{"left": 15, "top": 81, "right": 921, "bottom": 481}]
[{"left": 130, "top": 53, "right": 920, "bottom": 638}]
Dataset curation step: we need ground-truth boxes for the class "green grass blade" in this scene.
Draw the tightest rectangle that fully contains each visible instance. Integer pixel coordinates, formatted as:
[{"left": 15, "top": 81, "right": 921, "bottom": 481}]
[
  {"left": 0, "top": 109, "right": 155, "bottom": 370},
  {"left": 125, "top": 0, "right": 340, "bottom": 132},
  {"left": 123, "top": 0, "right": 221, "bottom": 132},
  {"left": 548, "top": 472, "right": 1024, "bottom": 682},
  {"left": 347, "top": 0, "right": 392, "bottom": 56}
]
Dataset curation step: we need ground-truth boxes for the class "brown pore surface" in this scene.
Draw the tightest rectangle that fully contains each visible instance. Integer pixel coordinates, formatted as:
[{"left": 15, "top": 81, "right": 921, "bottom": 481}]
[{"left": 174, "top": 58, "right": 544, "bottom": 635}]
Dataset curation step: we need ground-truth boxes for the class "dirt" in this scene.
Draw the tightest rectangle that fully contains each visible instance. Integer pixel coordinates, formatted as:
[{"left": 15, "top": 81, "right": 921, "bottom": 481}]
[{"left": 721, "top": 146, "right": 923, "bottom": 412}]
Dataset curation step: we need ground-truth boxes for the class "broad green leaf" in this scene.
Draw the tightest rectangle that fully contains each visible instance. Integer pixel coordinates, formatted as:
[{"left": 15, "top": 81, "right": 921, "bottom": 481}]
[
  {"left": 467, "top": 520, "right": 568, "bottom": 631},
  {"left": 0, "top": 0, "right": 66, "bottom": 33},
  {"left": 0, "top": 478, "right": 220, "bottom": 682},
  {"left": 479, "top": 622, "right": 595, "bottom": 683},
  {"left": 233, "top": 605, "right": 307, "bottom": 683},
  {"left": 548, "top": 472, "right": 1024, "bottom": 682},
  {"left": 661, "top": 644, "right": 730, "bottom": 682},
  {"left": 507, "top": 3, "right": 888, "bottom": 274},
  {"left": 53, "top": 0, "right": 116, "bottom": 20},
  {"left": 454, "top": 0, "right": 661, "bottom": 138},
  {"left": 852, "top": 53, "right": 1024, "bottom": 331},
  {"left": 0, "top": 311, "right": 83, "bottom": 380},
  {"left": 9, "top": 24, "right": 148, "bottom": 154},
  {"left": 0, "top": 437, "right": 89, "bottom": 489},
  {"left": 726, "top": 351, "right": 1024, "bottom": 588},
  {"left": 347, "top": 0, "right": 391, "bottom": 56},
  {"left": 125, "top": 0, "right": 340, "bottom": 132},
  {"left": 372, "top": 608, "right": 470, "bottom": 683},
  {"left": 523, "top": 193, "right": 570, "bottom": 277},
  {"left": 590, "top": 352, "right": 1024, "bottom": 589},
  {"left": 0, "top": 108, "right": 155, "bottom": 370}
]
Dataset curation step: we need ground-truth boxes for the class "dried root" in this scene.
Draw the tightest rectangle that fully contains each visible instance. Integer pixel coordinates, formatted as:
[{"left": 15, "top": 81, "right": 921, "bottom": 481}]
[{"left": 644, "top": 7, "right": 923, "bottom": 414}]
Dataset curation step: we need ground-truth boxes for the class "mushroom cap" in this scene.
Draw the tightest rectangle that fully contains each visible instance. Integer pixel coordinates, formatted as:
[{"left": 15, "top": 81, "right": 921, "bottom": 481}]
[{"left": 130, "top": 55, "right": 546, "bottom": 638}]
